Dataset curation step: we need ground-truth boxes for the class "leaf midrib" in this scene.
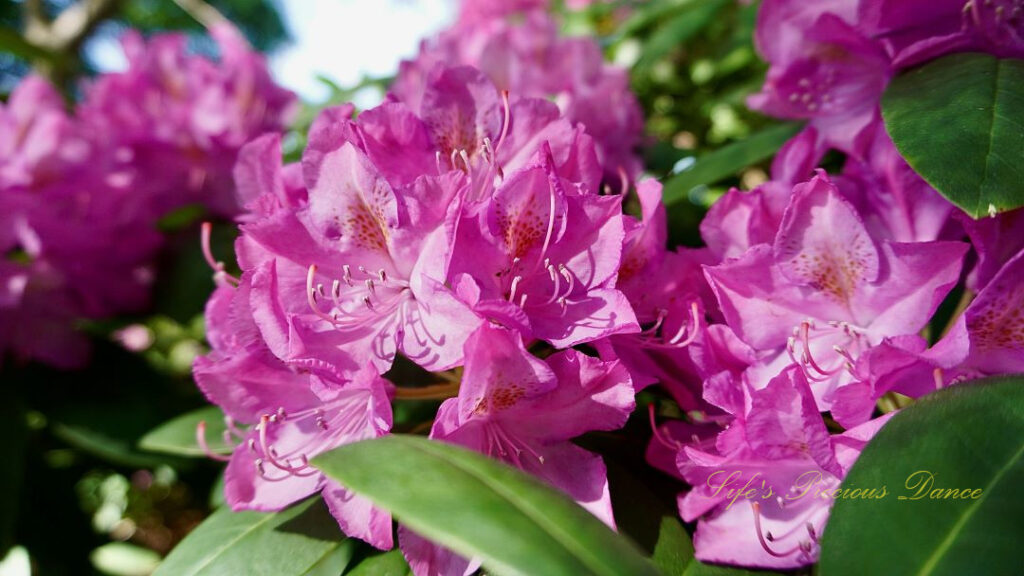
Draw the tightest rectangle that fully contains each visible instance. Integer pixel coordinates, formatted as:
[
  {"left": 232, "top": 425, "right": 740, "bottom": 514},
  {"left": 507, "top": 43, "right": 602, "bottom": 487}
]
[
  {"left": 175, "top": 510, "right": 278, "bottom": 576},
  {"left": 915, "top": 437, "right": 1024, "bottom": 576},
  {"left": 975, "top": 58, "right": 1003, "bottom": 217},
  {"left": 411, "top": 440, "right": 625, "bottom": 576}
]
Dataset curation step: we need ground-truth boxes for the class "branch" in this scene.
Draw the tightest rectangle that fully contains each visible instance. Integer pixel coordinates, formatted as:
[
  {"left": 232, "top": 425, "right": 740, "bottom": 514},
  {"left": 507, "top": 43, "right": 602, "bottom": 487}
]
[
  {"left": 22, "top": 0, "right": 121, "bottom": 53},
  {"left": 172, "top": 0, "right": 228, "bottom": 29}
]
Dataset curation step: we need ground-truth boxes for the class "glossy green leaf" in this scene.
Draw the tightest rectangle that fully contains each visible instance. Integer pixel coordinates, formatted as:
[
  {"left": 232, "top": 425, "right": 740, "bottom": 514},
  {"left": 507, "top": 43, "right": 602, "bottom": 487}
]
[
  {"left": 312, "top": 435, "right": 659, "bottom": 576},
  {"left": 344, "top": 550, "right": 412, "bottom": 576},
  {"left": 662, "top": 122, "right": 802, "bottom": 207},
  {"left": 154, "top": 498, "right": 347, "bottom": 576},
  {"left": 820, "top": 376, "right": 1024, "bottom": 575},
  {"left": 138, "top": 406, "right": 232, "bottom": 457},
  {"left": 882, "top": 53, "right": 1024, "bottom": 218}
]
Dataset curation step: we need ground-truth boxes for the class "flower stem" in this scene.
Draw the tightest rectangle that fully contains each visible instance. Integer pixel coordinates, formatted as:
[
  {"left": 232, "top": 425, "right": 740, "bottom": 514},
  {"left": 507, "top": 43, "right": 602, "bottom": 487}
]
[{"left": 393, "top": 381, "right": 460, "bottom": 400}]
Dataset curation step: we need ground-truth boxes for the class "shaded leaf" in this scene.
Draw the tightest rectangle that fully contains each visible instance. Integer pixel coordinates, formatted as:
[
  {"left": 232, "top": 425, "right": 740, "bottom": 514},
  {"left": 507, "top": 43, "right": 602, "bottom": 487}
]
[
  {"left": 313, "top": 435, "right": 659, "bottom": 576},
  {"left": 139, "top": 406, "right": 231, "bottom": 457},
  {"left": 155, "top": 498, "right": 347, "bottom": 576},
  {"left": 819, "top": 376, "right": 1024, "bottom": 575},
  {"left": 344, "top": 550, "right": 412, "bottom": 576}
]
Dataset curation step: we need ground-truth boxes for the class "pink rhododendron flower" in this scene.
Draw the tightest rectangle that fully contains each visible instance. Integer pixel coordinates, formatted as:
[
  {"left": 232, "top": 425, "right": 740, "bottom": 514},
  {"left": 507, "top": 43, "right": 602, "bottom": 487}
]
[
  {"left": 194, "top": 280, "right": 394, "bottom": 549},
  {"left": 235, "top": 66, "right": 634, "bottom": 379},
  {"left": 749, "top": 1, "right": 890, "bottom": 157},
  {"left": 401, "top": 322, "right": 634, "bottom": 574},
  {"left": 394, "top": 7, "right": 644, "bottom": 190},
  {"left": 80, "top": 23, "right": 296, "bottom": 216},
  {"left": 652, "top": 367, "right": 893, "bottom": 569},
  {"left": 448, "top": 142, "right": 639, "bottom": 347},
  {"left": 1, "top": 76, "right": 160, "bottom": 368},
  {"left": 703, "top": 172, "right": 967, "bottom": 423}
]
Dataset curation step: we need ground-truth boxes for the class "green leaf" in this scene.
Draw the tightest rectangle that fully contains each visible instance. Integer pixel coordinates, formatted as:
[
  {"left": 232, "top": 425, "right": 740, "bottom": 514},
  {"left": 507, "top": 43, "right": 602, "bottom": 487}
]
[
  {"left": 51, "top": 411, "right": 180, "bottom": 469},
  {"left": 682, "top": 562, "right": 777, "bottom": 576},
  {"left": 651, "top": 517, "right": 694, "bottom": 575},
  {"left": 154, "top": 498, "right": 347, "bottom": 576},
  {"left": 635, "top": 0, "right": 729, "bottom": 71},
  {"left": 138, "top": 406, "right": 232, "bottom": 457},
  {"left": 301, "top": 539, "right": 359, "bottom": 576},
  {"left": 662, "top": 122, "right": 803, "bottom": 207},
  {"left": 882, "top": 53, "right": 1024, "bottom": 218},
  {"left": 819, "top": 376, "right": 1024, "bottom": 575},
  {"left": 312, "top": 435, "right": 659, "bottom": 576},
  {"left": 344, "top": 550, "right": 412, "bottom": 576}
]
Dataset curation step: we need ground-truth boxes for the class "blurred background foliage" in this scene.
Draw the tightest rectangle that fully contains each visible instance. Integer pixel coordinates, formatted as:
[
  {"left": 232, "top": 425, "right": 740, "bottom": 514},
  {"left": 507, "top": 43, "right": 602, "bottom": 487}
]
[{"left": 0, "top": 1, "right": 795, "bottom": 574}]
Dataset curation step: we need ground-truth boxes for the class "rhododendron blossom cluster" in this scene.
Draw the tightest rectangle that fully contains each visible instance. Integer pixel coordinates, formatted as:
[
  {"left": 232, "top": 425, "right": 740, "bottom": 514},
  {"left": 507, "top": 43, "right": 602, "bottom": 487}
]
[
  {"left": 394, "top": 0, "right": 645, "bottom": 191},
  {"left": 190, "top": 1, "right": 1023, "bottom": 574},
  {"left": 195, "top": 62, "right": 642, "bottom": 570},
  {"left": 0, "top": 23, "right": 295, "bottom": 368},
  {"left": 5, "top": 0, "right": 1021, "bottom": 573}
]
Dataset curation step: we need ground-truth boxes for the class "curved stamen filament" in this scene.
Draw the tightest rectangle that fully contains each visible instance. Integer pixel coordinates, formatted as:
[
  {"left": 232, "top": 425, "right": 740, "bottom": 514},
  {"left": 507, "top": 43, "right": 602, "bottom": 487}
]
[
  {"left": 669, "top": 302, "right": 703, "bottom": 346},
  {"left": 648, "top": 404, "right": 683, "bottom": 451},
  {"left": 641, "top": 309, "right": 668, "bottom": 336},
  {"left": 799, "top": 322, "right": 841, "bottom": 377},
  {"left": 536, "top": 175, "right": 558, "bottom": 271},
  {"left": 495, "top": 90, "right": 511, "bottom": 154},
  {"left": 543, "top": 264, "right": 562, "bottom": 305},
  {"left": 750, "top": 502, "right": 808, "bottom": 558},
  {"left": 257, "top": 415, "right": 318, "bottom": 476},
  {"left": 508, "top": 275, "right": 523, "bottom": 303},
  {"left": 306, "top": 265, "right": 338, "bottom": 323},
  {"left": 200, "top": 222, "right": 238, "bottom": 286},
  {"left": 558, "top": 264, "right": 575, "bottom": 297},
  {"left": 196, "top": 421, "right": 231, "bottom": 462}
]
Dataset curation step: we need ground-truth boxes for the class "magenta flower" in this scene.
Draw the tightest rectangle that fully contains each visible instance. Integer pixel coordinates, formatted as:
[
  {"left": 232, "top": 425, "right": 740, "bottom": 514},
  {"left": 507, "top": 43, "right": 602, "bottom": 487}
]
[
  {"left": 1, "top": 75, "right": 160, "bottom": 368},
  {"left": 700, "top": 126, "right": 824, "bottom": 261},
  {"left": 935, "top": 246, "right": 1024, "bottom": 378},
  {"left": 231, "top": 122, "right": 484, "bottom": 376},
  {"left": 593, "top": 179, "right": 717, "bottom": 407},
  {"left": 654, "top": 367, "right": 892, "bottom": 569},
  {"left": 194, "top": 281, "right": 394, "bottom": 549},
  {"left": 839, "top": 122, "right": 957, "bottom": 243},
  {"left": 393, "top": 8, "right": 644, "bottom": 190},
  {"left": 448, "top": 142, "right": 639, "bottom": 348},
  {"left": 959, "top": 207, "right": 1024, "bottom": 291},
  {"left": 859, "top": 0, "right": 1024, "bottom": 67},
  {"left": 401, "top": 322, "right": 634, "bottom": 574},
  {"left": 703, "top": 172, "right": 967, "bottom": 423},
  {"left": 79, "top": 23, "right": 296, "bottom": 216},
  {"left": 749, "top": 1, "right": 890, "bottom": 157}
]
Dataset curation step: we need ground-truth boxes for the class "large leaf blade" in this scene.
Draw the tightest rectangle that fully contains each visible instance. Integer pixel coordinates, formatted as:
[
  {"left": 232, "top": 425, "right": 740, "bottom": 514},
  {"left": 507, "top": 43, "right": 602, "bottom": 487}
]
[
  {"left": 882, "top": 53, "right": 1024, "bottom": 217},
  {"left": 819, "top": 376, "right": 1024, "bottom": 575},
  {"left": 312, "top": 435, "right": 659, "bottom": 576},
  {"left": 154, "top": 498, "right": 347, "bottom": 576},
  {"left": 138, "top": 406, "right": 232, "bottom": 457},
  {"left": 661, "top": 122, "right": 802, "bottom": 207}
]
